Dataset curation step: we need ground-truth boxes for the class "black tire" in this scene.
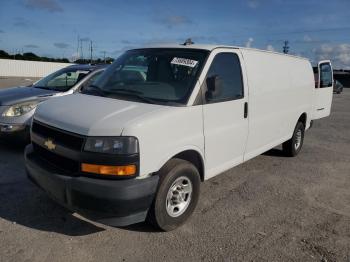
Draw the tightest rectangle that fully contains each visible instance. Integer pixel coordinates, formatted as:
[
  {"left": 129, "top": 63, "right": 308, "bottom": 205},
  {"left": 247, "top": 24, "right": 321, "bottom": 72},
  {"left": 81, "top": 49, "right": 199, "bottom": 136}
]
[
  {"left": 282, "top": 121, "right": 305, "bottom": 157},
  {"left": 147, "top": 158, "right": 200, "bottom": 231}
]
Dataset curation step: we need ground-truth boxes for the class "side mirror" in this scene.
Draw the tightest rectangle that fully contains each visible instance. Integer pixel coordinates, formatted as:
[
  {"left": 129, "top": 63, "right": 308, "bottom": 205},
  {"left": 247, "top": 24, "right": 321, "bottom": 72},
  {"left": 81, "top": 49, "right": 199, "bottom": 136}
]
[
  {"left": 205, "top": 75, "right": 222, "bottom": 101},
  {"left": 66, "top": 72, "right": 72, "bottom": 77},
  {"left": 78, "top": 83, "right": 89, "bottom": 92}
]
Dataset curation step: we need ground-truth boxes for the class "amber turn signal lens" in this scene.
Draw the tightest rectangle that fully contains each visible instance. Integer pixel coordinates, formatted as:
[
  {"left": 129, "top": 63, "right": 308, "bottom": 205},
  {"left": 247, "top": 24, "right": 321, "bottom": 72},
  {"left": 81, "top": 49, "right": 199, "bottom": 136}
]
[{"left": 81, "top": 163, "right": 136, "bottom": 176}]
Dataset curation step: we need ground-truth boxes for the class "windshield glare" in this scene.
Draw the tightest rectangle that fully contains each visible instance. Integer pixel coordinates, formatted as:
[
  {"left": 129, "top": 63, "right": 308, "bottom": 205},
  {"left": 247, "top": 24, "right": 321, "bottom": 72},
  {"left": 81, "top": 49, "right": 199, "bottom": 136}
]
[
  {"left": 91, "top": 48, "right": 208, "bottom": 105},
  {"left": 34, "top": 68, "right": 91, "bottom": 92}
]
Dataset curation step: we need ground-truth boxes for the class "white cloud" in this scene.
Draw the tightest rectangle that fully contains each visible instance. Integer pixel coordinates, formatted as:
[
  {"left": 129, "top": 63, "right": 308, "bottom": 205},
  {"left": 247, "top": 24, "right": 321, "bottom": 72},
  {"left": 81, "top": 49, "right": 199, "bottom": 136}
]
[
  {"left": 24, "top": 0, "right": 63, "bottom": 13},
  {"left": 247, "top": 0, "right": 259, "bottom": 8},
  {"left": 54, "top": 42, "right": 69, "bottom": 49},
  {"left": 266, "top": 44, "right": 275, "bottom": 52},
  {"left": 303, "top": 35, "right": 312, "bottom": 42},
  {"left": 155, "top": 15, "right": 193, "bottom": 28},
  {"left": 313, "top": 43, "right": 350, "bottom": 69},
  {"left": 245, "top": 37, "right": 254, "bottom": 48},
  {"left": 71, "top": 52, "right": 80, "bottom": 61}
]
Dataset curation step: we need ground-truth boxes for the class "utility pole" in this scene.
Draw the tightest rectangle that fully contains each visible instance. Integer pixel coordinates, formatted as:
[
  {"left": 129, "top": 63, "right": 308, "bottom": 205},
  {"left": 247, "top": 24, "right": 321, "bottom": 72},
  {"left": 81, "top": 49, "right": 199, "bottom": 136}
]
[
  {"left": 76, "top": 35, "right": 80, "bottom": 60},
  {"left": 90, "top": 40, "right": 93, "bottom": 64},
  {"left": 102, "top": 51, "right": 106, "bottom": 63},
  {"left": 80, "top": 39, "right": 84, "bottom": 61},
  {"left": 283, "top": 40, "right": 289, "bottom": 54}
]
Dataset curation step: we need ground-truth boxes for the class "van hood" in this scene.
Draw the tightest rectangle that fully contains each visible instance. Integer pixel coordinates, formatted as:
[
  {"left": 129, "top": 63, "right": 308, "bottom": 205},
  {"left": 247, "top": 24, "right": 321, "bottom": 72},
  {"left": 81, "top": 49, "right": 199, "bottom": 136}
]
[
  {"left": 0, "top": 86, "right": 58, "bottom": 106},
  {"left": 34, "top": 94, "right": 167, "bottom": 136}
]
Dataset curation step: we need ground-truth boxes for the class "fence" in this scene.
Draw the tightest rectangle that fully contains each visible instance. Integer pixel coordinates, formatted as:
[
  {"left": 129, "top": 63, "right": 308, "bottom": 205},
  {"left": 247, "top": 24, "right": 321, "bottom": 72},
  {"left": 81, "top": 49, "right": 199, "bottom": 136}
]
[{"left": 0, "top": 59, "right": 74, "bottom": 78}]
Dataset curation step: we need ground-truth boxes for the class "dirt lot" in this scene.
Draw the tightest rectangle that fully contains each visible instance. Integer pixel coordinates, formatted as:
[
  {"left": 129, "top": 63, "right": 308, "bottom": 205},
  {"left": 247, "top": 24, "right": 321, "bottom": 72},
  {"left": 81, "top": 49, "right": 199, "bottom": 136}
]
[{"left": 0, "top": 80, "right": 349, "bottom": 261}]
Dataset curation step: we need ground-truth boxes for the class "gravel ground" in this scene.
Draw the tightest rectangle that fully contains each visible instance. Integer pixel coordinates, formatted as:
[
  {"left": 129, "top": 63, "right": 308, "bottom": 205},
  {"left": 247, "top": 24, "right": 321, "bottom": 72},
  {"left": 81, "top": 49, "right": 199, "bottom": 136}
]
[{"left": 0, "top": 79, "right": 349, "bottom": 261}]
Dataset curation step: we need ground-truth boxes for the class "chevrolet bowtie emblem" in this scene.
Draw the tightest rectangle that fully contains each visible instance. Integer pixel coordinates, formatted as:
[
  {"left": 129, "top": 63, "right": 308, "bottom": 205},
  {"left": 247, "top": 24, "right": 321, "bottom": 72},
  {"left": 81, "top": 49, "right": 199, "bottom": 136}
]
[{"left": 44, "top": 139, "right": 56, "bottom": 150}]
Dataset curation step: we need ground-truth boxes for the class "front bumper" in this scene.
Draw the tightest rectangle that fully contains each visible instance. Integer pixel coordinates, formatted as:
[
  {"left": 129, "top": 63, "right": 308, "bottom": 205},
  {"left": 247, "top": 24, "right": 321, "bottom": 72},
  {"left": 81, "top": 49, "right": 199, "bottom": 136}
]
[
  {"left": 0, "top": 122, "right": 27, "bottom": 132},
  {"left": 0, "top": 122, "right": 30, "bottom": 140},
  {"left": 0, "top": 106, "right": 32, "bottom": 139},
  {"left": 25, "top": 144, "right": 159, "bottom": 226}
]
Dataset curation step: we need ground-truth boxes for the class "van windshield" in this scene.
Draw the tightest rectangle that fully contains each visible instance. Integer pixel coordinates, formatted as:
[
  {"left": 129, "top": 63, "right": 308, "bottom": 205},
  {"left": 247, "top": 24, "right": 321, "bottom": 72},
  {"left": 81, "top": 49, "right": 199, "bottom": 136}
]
[{"left": 85, "top": 48, "right": 209, "bottom": 105}]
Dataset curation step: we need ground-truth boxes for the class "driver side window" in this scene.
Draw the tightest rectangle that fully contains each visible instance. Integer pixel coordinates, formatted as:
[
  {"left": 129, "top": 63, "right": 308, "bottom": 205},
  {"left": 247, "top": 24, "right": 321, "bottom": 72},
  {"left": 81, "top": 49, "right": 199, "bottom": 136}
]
[
  {"left": 205, "top": 52, "right": 244, "bottom": 103},
  {"left": 47, "top": 72, "right": 79, "bottom": 87}
]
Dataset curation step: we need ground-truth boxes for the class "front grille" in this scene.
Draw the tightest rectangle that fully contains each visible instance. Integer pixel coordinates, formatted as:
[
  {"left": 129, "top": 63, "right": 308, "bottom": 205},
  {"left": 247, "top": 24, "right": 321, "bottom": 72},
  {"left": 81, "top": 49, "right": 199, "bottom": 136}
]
[
  {"left": 32, "top": 121, "right": 85, "bottom": 151},
  {"left": 32, "top": 143, "right": 80, "bottom": 173}
]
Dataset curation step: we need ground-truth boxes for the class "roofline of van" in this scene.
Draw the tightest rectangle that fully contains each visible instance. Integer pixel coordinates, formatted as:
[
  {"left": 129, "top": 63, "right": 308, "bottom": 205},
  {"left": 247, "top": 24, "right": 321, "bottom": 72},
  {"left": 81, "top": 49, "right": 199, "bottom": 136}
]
[{"left": 127, "top": 44, "right": 309, "bottom": 61}]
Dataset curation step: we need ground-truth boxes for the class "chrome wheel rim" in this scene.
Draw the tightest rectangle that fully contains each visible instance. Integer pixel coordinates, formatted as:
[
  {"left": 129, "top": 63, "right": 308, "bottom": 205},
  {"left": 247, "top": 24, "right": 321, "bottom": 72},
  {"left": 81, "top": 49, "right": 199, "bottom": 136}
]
[
  {"left": 295, "top": 129, "right": 302, "bottom": 150},
  {"left": 166, "top": 176, "right": 192, "bottom": 217}
]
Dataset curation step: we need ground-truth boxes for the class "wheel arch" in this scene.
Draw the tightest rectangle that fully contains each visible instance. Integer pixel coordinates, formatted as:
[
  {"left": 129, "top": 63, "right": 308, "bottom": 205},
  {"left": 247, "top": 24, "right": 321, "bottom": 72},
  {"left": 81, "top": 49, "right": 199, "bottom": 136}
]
[
  {"left": 157, "top": 149, "right": 205, "bottom": 182},
  {"left": 298, "top": 112, "right": 307, "bottom": 127}
]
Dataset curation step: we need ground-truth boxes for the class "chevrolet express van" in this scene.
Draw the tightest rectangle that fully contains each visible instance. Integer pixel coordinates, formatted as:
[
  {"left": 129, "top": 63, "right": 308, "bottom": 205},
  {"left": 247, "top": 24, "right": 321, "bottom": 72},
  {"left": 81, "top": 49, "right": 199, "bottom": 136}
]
[{"left": 25, "top": 44, "right": 333, "bottom": 231}]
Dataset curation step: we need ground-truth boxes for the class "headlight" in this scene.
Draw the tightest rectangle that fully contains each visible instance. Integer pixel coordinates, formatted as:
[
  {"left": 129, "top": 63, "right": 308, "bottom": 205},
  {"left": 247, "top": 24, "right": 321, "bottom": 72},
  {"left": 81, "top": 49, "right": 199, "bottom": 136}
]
[
  {"left": 2, "top": 101, "right": 38, "bottom": 117},
  {"left": 84, "top": 137, "right": 139, "bottom": 154}
]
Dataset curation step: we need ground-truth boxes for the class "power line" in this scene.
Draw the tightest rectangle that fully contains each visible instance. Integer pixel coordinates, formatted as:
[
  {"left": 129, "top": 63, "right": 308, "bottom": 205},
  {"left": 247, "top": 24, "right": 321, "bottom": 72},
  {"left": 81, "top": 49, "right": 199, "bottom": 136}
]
[
  {"left": 80, "top": 39, "right": 83, "bottom": 60},
  {"left": 76, "top": 35, "right": 80, "bottom": 60},
  {"left": 101, "top": 51, "right": 106, "bottom": 63},
  {"left": 90, "top": 40, "right": 93, "bottom": 63}
]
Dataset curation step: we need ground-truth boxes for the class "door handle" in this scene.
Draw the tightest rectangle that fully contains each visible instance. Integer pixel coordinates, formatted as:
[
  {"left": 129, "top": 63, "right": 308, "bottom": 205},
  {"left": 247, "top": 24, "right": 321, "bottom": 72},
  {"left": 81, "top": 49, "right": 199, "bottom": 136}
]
[{"left": 244, "top": 102, "right": 248, "bottom": 118}]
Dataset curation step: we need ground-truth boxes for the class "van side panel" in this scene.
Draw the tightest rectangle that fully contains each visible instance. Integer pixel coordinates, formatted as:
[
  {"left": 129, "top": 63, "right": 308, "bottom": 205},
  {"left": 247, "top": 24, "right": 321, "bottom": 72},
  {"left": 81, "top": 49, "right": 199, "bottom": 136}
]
[
  {"left": 288, "top": 58, "right": 314, "bottom": 130},
  {"left": 241, "top": 49, "right": 314, "bottom": 161}
]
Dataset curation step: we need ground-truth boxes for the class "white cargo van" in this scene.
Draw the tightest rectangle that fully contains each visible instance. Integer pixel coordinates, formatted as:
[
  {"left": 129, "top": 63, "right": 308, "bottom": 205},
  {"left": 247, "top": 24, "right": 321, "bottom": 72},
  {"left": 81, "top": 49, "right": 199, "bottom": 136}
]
[{"left": 25, "top": 44, "right": 333, "bottom": 231}]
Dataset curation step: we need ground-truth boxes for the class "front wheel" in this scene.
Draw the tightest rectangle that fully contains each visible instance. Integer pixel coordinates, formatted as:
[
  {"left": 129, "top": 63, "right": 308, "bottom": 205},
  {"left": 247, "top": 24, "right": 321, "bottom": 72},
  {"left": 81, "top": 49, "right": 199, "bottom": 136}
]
[
  {"left": 147, "top": 158, "right": 200, "bottom": 231},
  {"left": 282, "top": 121, "right": 305, "bottom": 157}
]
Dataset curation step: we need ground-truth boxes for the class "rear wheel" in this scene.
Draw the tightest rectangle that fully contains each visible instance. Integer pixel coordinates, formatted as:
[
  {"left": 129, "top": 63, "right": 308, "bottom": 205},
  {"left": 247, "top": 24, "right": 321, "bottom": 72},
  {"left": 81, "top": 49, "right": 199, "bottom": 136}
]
[
  {"left": 147, "top": 158, "right": 200, "bottom": 231},
  {"left": 282, "top": 121, "right": 305, "bottom": 157}
]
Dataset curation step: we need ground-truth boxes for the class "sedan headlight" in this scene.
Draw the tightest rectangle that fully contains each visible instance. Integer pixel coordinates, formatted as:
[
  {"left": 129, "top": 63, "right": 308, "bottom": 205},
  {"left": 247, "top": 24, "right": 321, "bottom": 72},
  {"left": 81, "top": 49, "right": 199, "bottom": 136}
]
[
  {"left": 84, "top": 137, "right": 139, "bottom": 154},
  {"left": 2, "top": 101, "right": 38, "bottom": 117}
]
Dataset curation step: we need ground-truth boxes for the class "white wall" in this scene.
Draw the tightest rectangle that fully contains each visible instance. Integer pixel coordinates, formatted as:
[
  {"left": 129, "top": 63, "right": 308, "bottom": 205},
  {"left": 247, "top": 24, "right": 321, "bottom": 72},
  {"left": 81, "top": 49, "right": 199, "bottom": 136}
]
[{"left": 0, "top": 59, "right": 74, "bottom": 77}]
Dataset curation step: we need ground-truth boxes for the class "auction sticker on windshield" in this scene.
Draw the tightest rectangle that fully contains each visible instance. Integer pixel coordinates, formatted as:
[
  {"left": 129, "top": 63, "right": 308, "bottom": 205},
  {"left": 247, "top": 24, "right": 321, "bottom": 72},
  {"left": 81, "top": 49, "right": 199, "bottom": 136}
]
[{"left": 171, "top": 57, "right": 198, "bottom": 68}]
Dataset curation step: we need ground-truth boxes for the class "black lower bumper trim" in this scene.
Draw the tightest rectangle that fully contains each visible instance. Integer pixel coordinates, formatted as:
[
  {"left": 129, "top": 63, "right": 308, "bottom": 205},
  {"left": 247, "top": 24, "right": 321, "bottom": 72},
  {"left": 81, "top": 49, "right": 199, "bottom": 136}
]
[
  {"left": 25, "top": 144, "right": 159, "bottom": 226},
  {"left": 0, "top": 124, "right": 30, "bottom": 141}
]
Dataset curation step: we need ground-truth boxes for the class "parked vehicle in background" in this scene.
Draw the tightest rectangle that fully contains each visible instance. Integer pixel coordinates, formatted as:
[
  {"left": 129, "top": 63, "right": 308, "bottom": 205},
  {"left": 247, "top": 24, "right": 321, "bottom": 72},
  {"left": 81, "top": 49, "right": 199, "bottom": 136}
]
[
  {"left": 25, "top": 44, "right": 333, "bottom": 231},
  {"left": 334, "top": 80, "right": 344, "bottom": 94},
  {"left": 0, "top": 64, "right": 107, "bottom": 141}
]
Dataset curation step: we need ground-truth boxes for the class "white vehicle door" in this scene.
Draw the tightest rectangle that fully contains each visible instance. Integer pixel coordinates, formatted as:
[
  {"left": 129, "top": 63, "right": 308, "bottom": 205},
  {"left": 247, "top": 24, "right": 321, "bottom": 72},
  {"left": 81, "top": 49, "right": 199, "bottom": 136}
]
[
  {"left": 201, "top": 49, "right": 249, "bottom": 178},
  {"left": 313, "top": 60, "right": 333, "bottom": 119}
]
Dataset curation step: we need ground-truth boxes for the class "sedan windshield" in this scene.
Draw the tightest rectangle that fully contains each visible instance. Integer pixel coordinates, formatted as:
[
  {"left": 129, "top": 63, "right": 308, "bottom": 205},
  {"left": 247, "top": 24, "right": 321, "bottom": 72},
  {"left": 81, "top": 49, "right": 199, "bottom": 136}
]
[
  {"left": 85, "top": 48, "right": 209, "bottom": 105},
  {"left": 33, "top": 67, "right": 91, "bottom": 92}
]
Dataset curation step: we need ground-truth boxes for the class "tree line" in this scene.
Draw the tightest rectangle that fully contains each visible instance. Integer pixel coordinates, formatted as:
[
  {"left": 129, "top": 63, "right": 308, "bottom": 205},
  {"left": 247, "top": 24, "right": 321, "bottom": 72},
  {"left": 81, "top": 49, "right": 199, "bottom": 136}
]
[{"left": 0, "top": 50, "right": 114, "bottom": 64}]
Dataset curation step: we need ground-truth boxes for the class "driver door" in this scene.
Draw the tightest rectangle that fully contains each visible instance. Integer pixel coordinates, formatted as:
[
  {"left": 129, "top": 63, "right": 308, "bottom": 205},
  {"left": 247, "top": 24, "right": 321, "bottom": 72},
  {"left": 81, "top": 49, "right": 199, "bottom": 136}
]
[{"left": 202, "top": 49, "right": 249, "bottom": 179}]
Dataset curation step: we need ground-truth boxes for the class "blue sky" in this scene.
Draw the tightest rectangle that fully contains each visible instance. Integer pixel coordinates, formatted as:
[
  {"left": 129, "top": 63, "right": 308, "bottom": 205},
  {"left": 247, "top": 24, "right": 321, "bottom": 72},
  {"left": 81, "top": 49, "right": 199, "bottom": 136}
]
[{"left": 1, "top": 0, "right": 350, "bottom": 68}]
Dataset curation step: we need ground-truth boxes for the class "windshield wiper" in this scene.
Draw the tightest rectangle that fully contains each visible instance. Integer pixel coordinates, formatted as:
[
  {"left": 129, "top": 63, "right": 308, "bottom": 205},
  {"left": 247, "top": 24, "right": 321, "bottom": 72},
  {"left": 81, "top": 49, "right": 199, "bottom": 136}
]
[
  {"left": 108, "top": 88, "right": 143, "bottom": 95},
  {"left": 106, "top": 89, "right": 157, "bottom": 104},
  {"left": 33, "top": 86, "right": 52, "bottom": 90},
  {"left": 83, "top": 85, "right": 106, "bottom": 96}
]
